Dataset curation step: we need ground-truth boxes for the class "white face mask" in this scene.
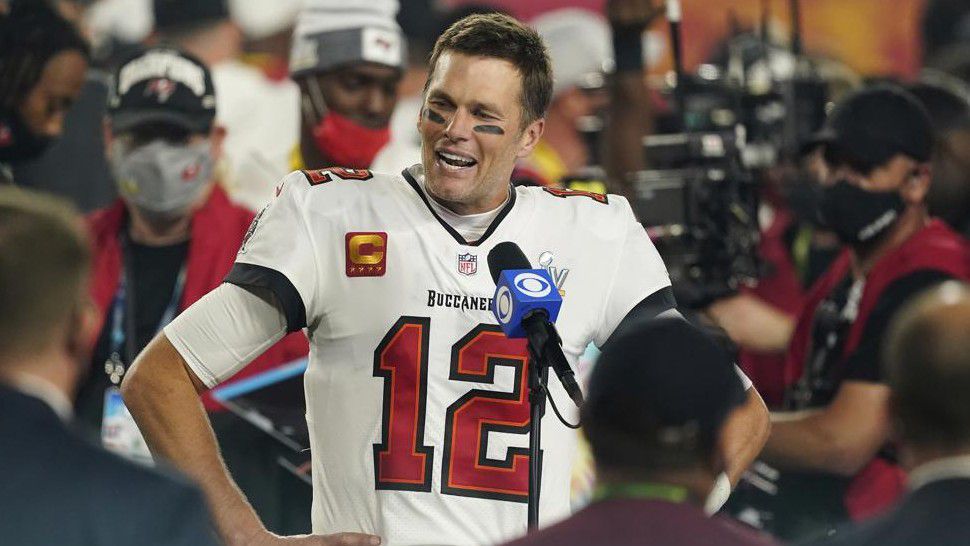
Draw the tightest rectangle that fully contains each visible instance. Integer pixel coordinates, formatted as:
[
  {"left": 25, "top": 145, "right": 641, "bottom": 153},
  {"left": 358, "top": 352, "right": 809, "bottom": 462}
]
[{"left": 109, "top": 139, "right": 214, "bottom": 221}]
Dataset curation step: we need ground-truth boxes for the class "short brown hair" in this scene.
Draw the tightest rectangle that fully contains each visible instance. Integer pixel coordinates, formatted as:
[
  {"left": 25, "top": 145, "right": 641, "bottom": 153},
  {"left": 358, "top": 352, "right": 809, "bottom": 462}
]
[
  {"left": 426, "top": 13, "right": 553, "bottom": 126},
  {"left": 0, "top": 188, "right": 90, "bottom": 360},
  {"left": 885, "top": 282, "right": 970, "bottom": 449}
]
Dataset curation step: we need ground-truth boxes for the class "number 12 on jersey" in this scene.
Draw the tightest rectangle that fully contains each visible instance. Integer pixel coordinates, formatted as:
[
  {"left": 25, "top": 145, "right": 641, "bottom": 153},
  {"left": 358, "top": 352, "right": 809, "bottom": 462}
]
[{"left": 373, "top": 316, "right": 534, "bottom": 502}]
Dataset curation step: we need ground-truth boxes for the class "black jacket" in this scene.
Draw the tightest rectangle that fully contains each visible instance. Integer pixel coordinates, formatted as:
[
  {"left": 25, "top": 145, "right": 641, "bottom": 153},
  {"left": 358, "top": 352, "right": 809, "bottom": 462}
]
[
  {"left": 805, "top": 477, "right": 970, "bottom": 546},
  {"left": 0, "top": 384, "right": 221, "bottom": 545}
]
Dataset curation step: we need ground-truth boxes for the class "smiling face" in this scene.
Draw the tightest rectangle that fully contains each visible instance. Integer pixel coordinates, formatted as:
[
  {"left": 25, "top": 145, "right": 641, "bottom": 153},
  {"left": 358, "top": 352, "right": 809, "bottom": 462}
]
[{"left": 419, "top": 51, "right": 544, "bottom": 215}]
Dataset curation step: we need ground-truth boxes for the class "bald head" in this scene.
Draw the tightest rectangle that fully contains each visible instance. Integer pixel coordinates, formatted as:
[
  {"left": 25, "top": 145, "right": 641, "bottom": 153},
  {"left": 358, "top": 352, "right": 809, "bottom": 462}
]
[{"left": 886, "top": 281, "right": 970, "bottom": 450}]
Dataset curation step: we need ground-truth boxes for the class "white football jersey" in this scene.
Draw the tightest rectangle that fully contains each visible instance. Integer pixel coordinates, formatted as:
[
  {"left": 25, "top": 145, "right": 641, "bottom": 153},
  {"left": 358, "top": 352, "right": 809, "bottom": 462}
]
[{"left": 225, "top": 164, "right": 671, "bottom": 545}]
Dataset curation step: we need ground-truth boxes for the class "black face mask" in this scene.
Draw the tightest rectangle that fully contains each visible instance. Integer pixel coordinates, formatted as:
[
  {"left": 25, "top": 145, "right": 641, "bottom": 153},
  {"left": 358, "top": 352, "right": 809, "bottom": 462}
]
[
  {"left": 819, "top": 178, "right": 905, "bottom": 246},
  {"left": 0, "top": 111, "right": 53, "bottom": 164}
]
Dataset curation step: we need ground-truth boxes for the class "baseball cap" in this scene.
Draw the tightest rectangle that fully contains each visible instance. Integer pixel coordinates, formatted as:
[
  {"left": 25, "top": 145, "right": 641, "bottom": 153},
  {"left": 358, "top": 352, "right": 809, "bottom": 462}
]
[
  {"left": 108, "top": 48, "right": 216, "bottom": 134},
  {"left": 805, "top": 85, "right": 934, "bottom": 173},
  {"left": 154, "top": 0, "right": 228, "bottom": 34},
  {"left": 289, "top": 0, "right": 407, "bottom": 77},
  {"left": 532, "top": 9, "right": 613, "bottom": 97},
  {"left": 584, "top": 316, "right": 745, "bottom": 454}
]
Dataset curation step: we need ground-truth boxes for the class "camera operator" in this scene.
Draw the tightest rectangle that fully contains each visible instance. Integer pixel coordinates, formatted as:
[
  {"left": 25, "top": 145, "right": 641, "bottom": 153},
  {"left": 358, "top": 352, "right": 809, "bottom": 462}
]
[
  {"left": 751, "top": 85, "right": 970, "bottom": 541},
  {"left": 288, "top": 0, "right": 406, "bottom": 172},
  {"left": 0, "top": 1, "right": 88, "bottom": 185},
  {"left": 706, "top": 149, "right": 844, "bottom": 406}
]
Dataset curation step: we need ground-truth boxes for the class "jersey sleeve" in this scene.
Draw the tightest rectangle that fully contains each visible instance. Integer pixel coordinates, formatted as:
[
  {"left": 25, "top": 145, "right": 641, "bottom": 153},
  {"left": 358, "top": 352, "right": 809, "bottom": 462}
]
[
  {"left": 593, "top": 198, "right": 673, "bottom": 347},
  {"left": 164, "top": 283, "right": 289, "bottom": 388},
  {"left": 224, "top": 171, "right": 319, "bottom": 332}
]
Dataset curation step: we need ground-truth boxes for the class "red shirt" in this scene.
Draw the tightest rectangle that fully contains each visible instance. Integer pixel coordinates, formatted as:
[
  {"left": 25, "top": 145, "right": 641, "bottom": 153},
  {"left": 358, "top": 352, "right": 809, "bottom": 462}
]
[{"left": 87, "top": 186, "right": 309, "bottom": 411}]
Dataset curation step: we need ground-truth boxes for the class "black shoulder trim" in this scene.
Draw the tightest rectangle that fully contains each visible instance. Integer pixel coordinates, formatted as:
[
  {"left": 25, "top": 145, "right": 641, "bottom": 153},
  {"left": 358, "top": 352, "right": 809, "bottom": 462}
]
[
  {"left": 401, "top": 168, "right": 516, "bottom": 247},
  {"left": 224, "top": 263, "right": 307, "bottom": 332},
  {"left": 602, "top": 286, "right": 677, "bottom": 346}
]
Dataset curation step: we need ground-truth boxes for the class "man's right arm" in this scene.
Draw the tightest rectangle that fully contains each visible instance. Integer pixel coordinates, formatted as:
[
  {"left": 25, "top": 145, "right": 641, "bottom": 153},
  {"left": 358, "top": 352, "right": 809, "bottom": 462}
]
[
  {"left": 123, "top": 331, "right": 267, "bottom": 545},
  {"left": 122, "top": 284, "right": 380, "bottom": 546}
]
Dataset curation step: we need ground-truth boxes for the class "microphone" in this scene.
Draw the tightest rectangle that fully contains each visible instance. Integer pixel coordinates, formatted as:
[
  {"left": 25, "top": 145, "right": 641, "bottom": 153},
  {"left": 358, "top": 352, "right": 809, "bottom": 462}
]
[{"left": 488, "top": 242, "right": 584, "bottom": 407}]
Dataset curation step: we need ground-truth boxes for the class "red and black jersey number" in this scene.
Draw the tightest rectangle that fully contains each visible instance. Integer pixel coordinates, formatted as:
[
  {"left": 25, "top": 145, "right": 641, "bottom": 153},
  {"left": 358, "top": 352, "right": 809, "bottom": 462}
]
[
  {"left": 372, "top": 320, "right": 532, "bottom": 502},
  {"left": 373, "top": 317, "right": 434, "bottom": 491},
  {"left": 543, "top": 187, "right": 608, "bottom": 204},
  {"left": 304, "top": 167, "right": 374, "bottom": 186}
]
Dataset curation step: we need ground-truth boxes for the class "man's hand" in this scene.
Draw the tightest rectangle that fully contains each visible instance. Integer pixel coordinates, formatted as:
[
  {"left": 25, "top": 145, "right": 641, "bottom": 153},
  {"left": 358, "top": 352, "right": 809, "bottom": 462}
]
[{"left": 606, "top": 0, "right": 664, "bottom": 30}]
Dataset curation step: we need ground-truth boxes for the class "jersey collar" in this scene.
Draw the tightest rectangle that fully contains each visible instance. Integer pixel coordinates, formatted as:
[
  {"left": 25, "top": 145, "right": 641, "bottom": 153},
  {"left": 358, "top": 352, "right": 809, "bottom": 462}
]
[{"left": 402, "top": 166, "right": 518, "bottom": 247}]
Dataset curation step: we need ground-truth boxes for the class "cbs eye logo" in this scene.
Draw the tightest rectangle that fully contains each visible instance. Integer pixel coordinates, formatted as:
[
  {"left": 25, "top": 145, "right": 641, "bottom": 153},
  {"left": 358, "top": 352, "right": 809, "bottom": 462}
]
[{"left": 513, "top": 272, "right": 552, "bottom": 297}]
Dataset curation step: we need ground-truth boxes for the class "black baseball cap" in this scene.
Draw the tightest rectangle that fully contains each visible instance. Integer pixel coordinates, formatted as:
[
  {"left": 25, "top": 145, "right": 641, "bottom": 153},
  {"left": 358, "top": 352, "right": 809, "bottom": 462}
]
[
  {"left": 108, "top": 47, "right": 216, "bottom": 134},
  {"left": 584, "top": 316, "right": 745, "bottom": 453},
  {"left": 153, "top": 0, "right": 229, "bottom": 34},
  {"left": 805, "top": 85, "right": 934, "bottom": 173}
]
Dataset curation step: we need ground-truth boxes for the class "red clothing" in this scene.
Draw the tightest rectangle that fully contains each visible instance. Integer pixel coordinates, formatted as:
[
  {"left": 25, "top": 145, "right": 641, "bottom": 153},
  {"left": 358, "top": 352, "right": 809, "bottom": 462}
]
[
  {"left": 87, "top": 186, "right": 309, "bottom": 411},
  {"left": 784, "top": 219, "right": 970, "bottom": 519},
  {"left": 738, "top": 208, "right": 807, "bottom": 407},
  {"left": 502, "top": 499, "right": 776, "bottom": 546}
]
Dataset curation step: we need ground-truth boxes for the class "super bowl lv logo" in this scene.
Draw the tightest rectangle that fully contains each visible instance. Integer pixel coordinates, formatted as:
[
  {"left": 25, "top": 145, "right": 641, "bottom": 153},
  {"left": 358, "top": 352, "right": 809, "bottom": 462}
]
[
  {"left": 538, "top": 251, "right": 569, "bottom": 296},
  {"left": 346, "top": 232, "right": 387, "bottom": 277}
]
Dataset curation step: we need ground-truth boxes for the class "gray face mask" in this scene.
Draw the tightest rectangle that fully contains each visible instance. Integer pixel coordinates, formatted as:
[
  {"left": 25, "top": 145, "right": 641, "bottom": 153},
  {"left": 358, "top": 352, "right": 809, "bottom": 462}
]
[{"left": 110, "top": 139, "right": 214, "bottom": 221}]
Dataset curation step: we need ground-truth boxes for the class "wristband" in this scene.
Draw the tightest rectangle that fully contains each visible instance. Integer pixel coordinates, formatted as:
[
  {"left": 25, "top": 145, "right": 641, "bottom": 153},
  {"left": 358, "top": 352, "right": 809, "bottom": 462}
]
[
  {"left": 704, "top": 471, "right": 733, "bottom": 515},
  {"left": 612, "top": 24, "right": 644, "bottom": 73}
]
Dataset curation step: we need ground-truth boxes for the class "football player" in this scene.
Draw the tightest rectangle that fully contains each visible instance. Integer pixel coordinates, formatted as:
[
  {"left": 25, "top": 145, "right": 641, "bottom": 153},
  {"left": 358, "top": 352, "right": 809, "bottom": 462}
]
[{"left": 122, "top": 13, "right": 770, "bottom": 546}]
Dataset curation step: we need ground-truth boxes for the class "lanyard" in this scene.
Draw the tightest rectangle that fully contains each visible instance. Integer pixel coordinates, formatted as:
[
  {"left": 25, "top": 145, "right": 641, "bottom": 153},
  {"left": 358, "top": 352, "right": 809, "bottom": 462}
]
[
  {"left": 104, "top": 233, "right": 187, "bottom": 384},
  {"left": 593, "top": 482, "right": 689, "bottom": 504}
]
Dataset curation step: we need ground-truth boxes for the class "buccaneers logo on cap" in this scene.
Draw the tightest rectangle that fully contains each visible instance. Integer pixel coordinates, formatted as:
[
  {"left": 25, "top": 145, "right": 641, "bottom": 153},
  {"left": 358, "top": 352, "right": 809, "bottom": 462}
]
[{"left": 145, "top": 78, "right": 177, "bottom": 103}]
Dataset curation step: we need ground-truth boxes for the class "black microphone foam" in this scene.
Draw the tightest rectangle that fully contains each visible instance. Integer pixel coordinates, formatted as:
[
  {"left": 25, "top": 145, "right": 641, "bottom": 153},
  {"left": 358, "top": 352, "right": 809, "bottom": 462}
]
[{"left": 488, "top": 241, "right": 532, "bottom": 284}]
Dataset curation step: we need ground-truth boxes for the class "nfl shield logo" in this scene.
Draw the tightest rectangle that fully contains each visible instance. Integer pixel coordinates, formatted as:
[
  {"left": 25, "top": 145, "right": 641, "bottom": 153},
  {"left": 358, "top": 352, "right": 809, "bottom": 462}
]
[{"left": 458, "top": 253, "right": 478, "bottom": 276}]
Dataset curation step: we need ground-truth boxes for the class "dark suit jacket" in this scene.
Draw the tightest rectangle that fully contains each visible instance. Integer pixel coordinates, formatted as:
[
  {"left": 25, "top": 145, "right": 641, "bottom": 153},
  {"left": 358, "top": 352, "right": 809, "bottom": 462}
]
[
  {"left": 805, "top": 478, "right": 970, "bottom": 546},
  {"left": 503, "top": 498, "right": 777, "bottom": 546},
  {"left": 0, "top": 384, "right": 221, "bottom": 546}
]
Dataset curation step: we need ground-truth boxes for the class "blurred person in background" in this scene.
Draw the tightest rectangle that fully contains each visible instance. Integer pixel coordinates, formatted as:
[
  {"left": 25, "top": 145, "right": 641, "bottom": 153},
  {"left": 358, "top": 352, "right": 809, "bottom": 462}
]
[
  {"left": 288, "top": 0, "right": 406, "bottom": 173},
  {"left": 807, "top": 281, "right": 970, "bottom": 546},
  {"left": 504, "top": 317, "right": 774, "bottom": 546},
  {"left": 525, "top": 0, "right": 661, "bottom": 197},
  {"left": 76, "top": 46, "right": 308, "bottom": 532},
  {"left": 906, "top": 77, "right": 970, "bottom": 237},
  {"left": 151, "top": 0, "right": 301, "bottom": 211},
  {"left": 0, "top": 187, "right": 220, "bottom": 546},
  {"left": 6, "top": 0, "right": 121, "bottom": 212},
  {"left": 0, "top": 1, "right": 89, "bottom": 186},
  {"left": 231, "top": 0, "right": 301, "bottom": 74},
  {"left": 747, "top": 85, "right": 970, "bottom": 542},
  {"left": 526, "top": 8, "right": 612, "bottom": 189}
]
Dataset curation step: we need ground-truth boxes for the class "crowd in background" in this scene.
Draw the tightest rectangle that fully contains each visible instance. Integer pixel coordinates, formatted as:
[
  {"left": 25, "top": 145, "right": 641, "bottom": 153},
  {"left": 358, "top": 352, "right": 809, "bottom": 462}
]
[{"left": 5, "top": 0, "right": 970, "bottom": 545}]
